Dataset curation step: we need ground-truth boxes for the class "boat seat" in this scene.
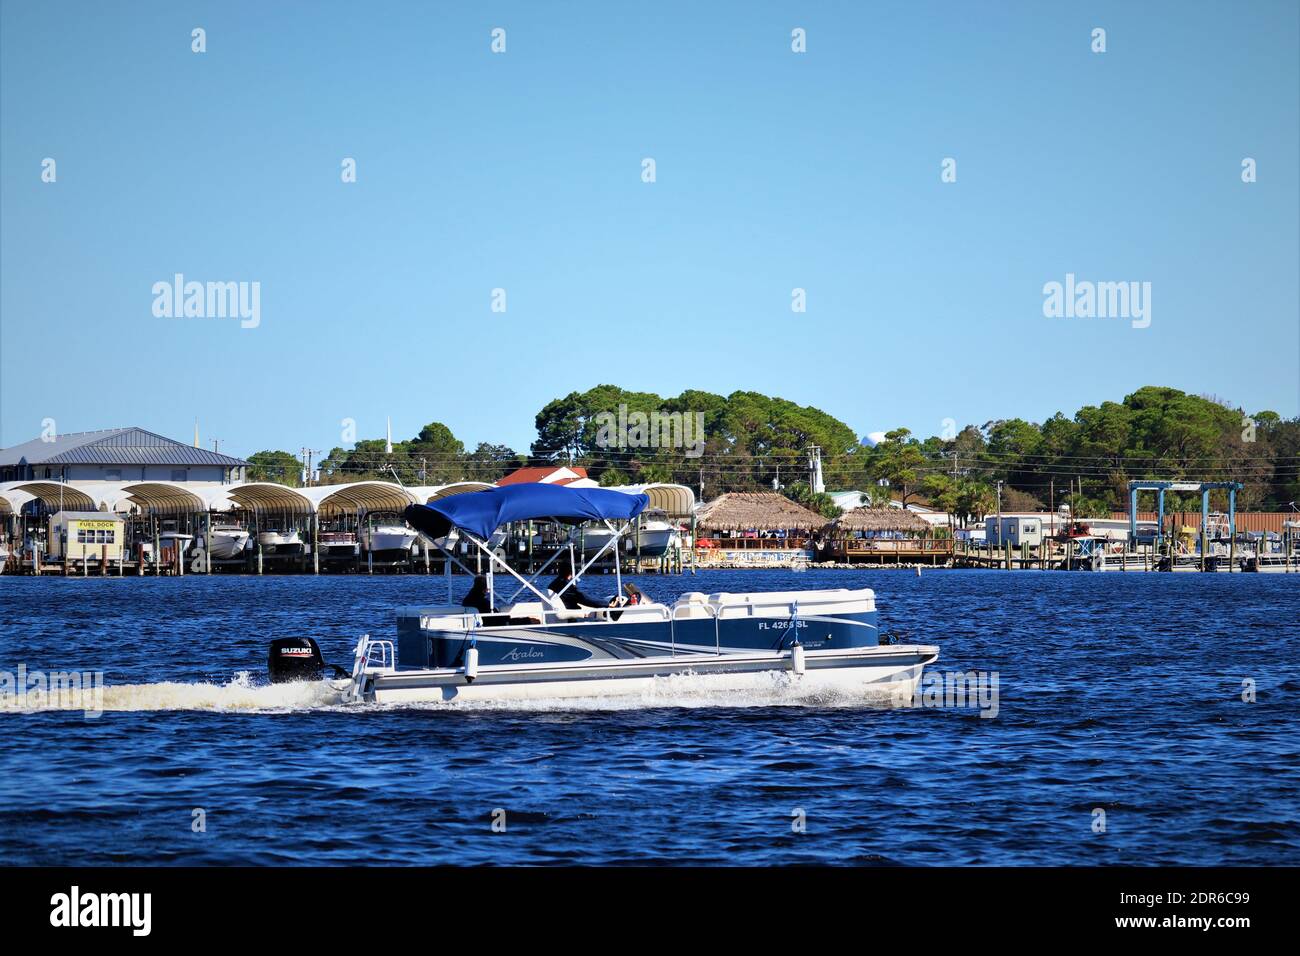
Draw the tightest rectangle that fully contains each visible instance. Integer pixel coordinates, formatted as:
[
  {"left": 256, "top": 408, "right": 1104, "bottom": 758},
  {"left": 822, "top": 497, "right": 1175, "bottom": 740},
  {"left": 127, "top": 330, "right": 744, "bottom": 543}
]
[
  {"left": 671, "top": 592, "right": 714, "bottom": 619},
  {"left": 539, "top": 592, "right": 596, "bottom": 622}
]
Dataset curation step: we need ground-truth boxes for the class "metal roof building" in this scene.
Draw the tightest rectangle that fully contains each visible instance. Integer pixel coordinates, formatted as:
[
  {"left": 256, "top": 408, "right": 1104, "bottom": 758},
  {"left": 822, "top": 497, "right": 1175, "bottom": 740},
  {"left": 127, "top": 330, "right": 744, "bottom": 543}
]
[{"left": 0, "top": 427, "right": 249, "bottom": 484}]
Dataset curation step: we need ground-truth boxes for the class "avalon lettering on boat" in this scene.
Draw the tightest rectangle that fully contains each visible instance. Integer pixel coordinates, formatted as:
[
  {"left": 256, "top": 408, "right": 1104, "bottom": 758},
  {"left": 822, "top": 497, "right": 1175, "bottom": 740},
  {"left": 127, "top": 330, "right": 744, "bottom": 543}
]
[{"left": 501, "top": 647, "right": 546, "bottom": 662}]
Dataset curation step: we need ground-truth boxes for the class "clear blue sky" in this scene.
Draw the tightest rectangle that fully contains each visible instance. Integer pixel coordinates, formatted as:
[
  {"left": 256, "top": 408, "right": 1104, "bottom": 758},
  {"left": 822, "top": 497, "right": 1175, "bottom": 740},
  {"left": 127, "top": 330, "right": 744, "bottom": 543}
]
[{"left": 2, "top": 0, "right": 1297, "bottom": 458}]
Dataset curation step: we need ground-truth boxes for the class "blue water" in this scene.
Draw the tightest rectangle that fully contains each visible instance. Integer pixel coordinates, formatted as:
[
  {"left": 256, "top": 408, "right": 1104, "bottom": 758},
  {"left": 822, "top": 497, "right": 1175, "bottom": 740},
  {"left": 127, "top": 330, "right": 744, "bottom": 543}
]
[{"left": 1, "top": 569, "right": 1297, "bottom": 865}]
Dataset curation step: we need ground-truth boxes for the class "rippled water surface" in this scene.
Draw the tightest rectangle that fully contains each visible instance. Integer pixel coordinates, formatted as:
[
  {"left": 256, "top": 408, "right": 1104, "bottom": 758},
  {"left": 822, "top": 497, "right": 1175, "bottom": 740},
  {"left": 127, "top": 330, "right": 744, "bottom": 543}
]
[{"left": 2, "top": 569, "right": 1297, "bottom": 865}]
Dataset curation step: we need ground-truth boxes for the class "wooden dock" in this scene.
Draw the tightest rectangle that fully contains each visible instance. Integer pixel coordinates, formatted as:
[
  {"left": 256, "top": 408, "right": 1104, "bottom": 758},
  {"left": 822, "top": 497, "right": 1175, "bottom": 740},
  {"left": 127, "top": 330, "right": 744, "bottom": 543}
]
[{"left": 826, "top": 539, "right": 954, "bottom": 566}]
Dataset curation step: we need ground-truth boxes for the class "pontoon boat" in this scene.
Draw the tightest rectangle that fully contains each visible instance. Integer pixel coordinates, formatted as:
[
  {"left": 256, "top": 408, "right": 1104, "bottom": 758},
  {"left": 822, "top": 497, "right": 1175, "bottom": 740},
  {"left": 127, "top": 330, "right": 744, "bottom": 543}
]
[{"left": 328, "top": 484, "right": 938, "bottom": 706}]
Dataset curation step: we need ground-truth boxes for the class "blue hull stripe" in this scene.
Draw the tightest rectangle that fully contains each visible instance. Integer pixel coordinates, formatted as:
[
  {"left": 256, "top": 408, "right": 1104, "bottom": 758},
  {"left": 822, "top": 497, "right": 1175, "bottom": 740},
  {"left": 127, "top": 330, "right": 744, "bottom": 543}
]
[{"left": 401, "top": 611, "right": 878, "bottom": 668}]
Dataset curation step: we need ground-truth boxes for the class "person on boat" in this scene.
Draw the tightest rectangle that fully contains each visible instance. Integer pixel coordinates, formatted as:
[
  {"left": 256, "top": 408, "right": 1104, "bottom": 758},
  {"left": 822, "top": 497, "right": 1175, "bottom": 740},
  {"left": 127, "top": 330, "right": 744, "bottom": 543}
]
[
  {"left": 462, "top": 575, "right": 525, "bottom": 626},
  {"left": 605, "top": 582, "right": 646, "bottom": 622},
  {"left": 546, "top": 559, "right": 605, "bottom": 610},
  {"left": 461, "top": 575, "right": 493, "bottom": 614}
]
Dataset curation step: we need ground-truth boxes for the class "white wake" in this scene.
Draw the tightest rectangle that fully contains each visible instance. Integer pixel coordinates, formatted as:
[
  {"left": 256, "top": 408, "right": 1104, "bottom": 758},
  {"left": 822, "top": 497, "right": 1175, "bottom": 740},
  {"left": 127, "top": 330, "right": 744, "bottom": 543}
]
[
  {"left": 1, "top": 670, "right": 912, "bottom": 715},
  {"left": 0, "top": 671, "right": 347, "bottom": 714}
]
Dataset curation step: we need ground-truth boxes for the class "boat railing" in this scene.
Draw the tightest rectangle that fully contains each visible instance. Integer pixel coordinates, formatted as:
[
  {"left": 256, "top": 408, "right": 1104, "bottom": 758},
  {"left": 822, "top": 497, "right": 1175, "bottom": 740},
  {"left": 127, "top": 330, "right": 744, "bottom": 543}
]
[
  {"left": 835, "top": 537, "right": 953, "bottom": 555},
  {"left": 344, "top": 635, "right": 396, "bottom": 703},
  {"left": 704, "top": 536, "right": 813, "bottom": 550},
  {"left": 669, "top": 601, "right": 721, "bottom": 656},
  {"left": 362, "top": 637, "right": 396, "bottom": 673},
  {"left": 538, "top": 603, "right": 673, "bottom": 627}
]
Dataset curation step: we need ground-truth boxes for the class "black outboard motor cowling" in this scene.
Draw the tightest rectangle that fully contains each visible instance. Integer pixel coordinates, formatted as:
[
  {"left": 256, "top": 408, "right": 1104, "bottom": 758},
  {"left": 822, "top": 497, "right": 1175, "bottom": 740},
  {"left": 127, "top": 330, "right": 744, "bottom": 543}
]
[{"left": 268, "top": 636, "right": 326, "bottom": 684}]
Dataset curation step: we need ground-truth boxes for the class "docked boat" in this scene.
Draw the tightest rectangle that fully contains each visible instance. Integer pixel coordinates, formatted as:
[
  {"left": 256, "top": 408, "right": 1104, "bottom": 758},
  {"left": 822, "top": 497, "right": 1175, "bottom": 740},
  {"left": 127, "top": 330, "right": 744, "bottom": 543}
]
[
  {"left": 1246, "top": 521, "right": 1298, "bottom": 572},
  {"left": 312, "top": 483, "right": 938, "bottom": 706},
  {"left": 1245, "top": 554, "right": 1298, "bottom": 573},
  {"left": 204, "top": 525, "right": 250, "bottom": 560},
  {"left": 1155, "top": 553, "right": 1207, "bottom": 572},
  {"left": 360, "top": 524, "right": 417, "bottom": 560},
  {"left": 1096, "top": 550, "right": 1153, "bottom": 572},
  {"left": 317, "top": 530, "right": 359, "bottom": 560},
  {"left": 257, "top": 528, "right": 304, "bottom": 555},
  {"left": 569, "top": 512, "right": 678, "bottom": 559},
  {"left": 143, "top": 531, "right": 195, "bottom": 567},
  {"left": 1056, "top": 536, "right": 1153, "bottom": 571}
]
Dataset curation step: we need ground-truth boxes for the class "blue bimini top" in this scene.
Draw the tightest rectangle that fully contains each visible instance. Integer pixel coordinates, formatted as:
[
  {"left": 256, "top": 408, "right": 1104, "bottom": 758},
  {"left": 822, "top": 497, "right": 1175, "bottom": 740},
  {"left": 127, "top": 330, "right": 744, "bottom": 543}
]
[{"left": 403, "top": 482, "right": 650, "bottom": 540}]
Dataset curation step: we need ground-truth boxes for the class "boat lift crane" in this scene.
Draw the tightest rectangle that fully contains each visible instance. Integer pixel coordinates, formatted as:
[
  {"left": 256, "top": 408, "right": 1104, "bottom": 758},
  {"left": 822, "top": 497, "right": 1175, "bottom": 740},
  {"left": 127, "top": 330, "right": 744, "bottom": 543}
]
[{"left": 1127, "top": 480, "right": 1243, "bottom": 553}]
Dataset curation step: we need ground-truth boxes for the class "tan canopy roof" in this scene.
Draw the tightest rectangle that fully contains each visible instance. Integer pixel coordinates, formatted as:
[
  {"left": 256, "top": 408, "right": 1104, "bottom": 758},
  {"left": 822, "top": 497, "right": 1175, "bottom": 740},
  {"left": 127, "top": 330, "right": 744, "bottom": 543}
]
[
  {"left": 1, "top": 481, "right": 99, "bottom": 512},
  {"left": 608, "top": 483, "right": 696, "bottom": 518},
  {"left": 0, "top": 487, "right": 35, "bottom": 515},
  {"left": 830, "top": 506, "right": 931, "bottom": 534},
  {"left": 304, "top": 481, "right": 417, "bottom": 516},
  {"left": 110, "top": 481, "right": 225, "bottom": 516},
  {"left": 224, "top": 482, "right": 314, "bottom": 515},
  {"left": 413, "top": 481, "right": 495, "bottom": 503},
  {"left": 695, "top": 492, "right": 827, "bottom": 532}
]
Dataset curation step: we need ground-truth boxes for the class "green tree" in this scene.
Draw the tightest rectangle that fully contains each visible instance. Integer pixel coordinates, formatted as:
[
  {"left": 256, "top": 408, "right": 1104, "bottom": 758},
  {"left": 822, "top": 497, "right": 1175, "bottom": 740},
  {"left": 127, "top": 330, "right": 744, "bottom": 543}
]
[
  {"left": 785, "top": 482, "right": 839, "bottom": 520},
  {"left": 409, "top": 421, "right": 466, "bottom": 483},
  {"left": 922, "top": 473, "right": 960, "bottom": 535},
  {"left": 464, "top": 443, "right": 521, "bottom": 482},
  {"left": 955, "top": 479, "right": 996, "bottom": 523},
  {"left": 870, "top": 428, "right": 927, "bottom": 507},
  {"left": 247, "top": 450, "right": 303, "bottom": 486}
]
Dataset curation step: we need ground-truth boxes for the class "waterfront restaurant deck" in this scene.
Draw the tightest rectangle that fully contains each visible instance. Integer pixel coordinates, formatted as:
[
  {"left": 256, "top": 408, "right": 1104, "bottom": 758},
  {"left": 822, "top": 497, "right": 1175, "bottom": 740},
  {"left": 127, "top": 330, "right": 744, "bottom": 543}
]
[
  {"left": 822, "top": 505, "right": 954, "bottom": 564},
  {"left": 693, "top": 492, "right": 825, "bottom": 567}
]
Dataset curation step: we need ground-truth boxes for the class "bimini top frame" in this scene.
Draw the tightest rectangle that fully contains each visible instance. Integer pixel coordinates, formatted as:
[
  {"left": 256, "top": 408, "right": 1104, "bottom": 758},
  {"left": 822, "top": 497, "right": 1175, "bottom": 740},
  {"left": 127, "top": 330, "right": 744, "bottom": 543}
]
[{"left": 403, "top": 483, "right": 650, "bottom": 611}]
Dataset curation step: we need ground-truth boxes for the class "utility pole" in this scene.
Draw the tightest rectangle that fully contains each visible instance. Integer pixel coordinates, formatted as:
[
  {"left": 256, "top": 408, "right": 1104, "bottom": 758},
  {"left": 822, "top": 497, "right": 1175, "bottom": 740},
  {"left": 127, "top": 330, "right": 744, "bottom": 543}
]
[
  {"left": 996, "top": 479, "right": 1003, "bottom": 548},
  {"left": 1049, "top": 478, "right": 1055, "bottom": 537},
  {"left": 300, "top": 448, "right": 319, "bottom": 487}
]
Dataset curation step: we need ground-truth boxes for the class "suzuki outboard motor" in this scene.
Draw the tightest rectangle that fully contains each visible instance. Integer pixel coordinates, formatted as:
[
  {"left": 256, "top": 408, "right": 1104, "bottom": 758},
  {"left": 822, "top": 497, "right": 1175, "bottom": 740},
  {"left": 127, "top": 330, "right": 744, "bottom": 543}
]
[{"left": 268, "top": 636, "right": 326, "bottom": 684}]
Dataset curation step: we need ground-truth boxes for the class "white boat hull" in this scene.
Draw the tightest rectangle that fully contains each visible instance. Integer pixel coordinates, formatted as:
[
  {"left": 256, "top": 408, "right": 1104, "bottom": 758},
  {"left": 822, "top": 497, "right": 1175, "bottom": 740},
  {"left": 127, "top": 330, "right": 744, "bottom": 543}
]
[
  {"left": 623, "top": 527, "right": 676, "bottom": 557},
  {"left": 257, "top": 531, "right": 301, "bottom": 548},
  {"left": 318, "top": 536, "right": 360, "bottom": 558},
  {"left": 360, "top": 645, "right": 937, "bottom": 706},
  {"left": 363, "top": 527, "right": 417, "bottom": 554},
  {"left": 570, "top": 525, "right": 677, "bottom": 558},
  {"left": 206, "top": 530, "right": 250, "bottom": 560}
]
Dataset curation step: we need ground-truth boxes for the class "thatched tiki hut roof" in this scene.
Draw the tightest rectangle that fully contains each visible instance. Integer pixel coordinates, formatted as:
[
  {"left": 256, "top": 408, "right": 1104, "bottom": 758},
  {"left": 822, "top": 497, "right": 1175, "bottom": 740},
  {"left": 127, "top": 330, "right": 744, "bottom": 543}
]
[
  {"left": 830, "top": 506, "right": 932, "bottom": 535},
  {"left": 695, "top": 492, "right": 827, "bottom": 532}
]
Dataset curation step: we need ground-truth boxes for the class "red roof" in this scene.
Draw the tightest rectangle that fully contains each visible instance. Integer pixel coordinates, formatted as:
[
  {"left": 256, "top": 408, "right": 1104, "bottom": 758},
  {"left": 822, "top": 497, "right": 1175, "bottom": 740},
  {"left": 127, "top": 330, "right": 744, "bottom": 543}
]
[{"left": 497, "top": 465, "right": 589, "bottom": 486}]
